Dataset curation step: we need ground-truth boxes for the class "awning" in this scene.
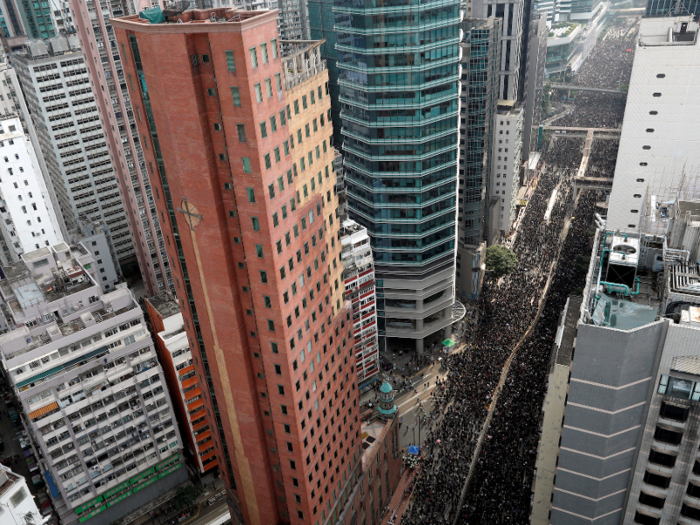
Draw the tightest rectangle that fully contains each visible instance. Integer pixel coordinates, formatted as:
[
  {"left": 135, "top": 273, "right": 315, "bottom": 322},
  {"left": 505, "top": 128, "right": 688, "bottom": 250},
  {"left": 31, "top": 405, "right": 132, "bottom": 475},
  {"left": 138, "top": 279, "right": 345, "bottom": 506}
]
[
  {"left": 28, "top": 401, "right": 59, "bottom": 420},
  {"left": 441, "top": 339, "right": 456, "bottom": 348}
]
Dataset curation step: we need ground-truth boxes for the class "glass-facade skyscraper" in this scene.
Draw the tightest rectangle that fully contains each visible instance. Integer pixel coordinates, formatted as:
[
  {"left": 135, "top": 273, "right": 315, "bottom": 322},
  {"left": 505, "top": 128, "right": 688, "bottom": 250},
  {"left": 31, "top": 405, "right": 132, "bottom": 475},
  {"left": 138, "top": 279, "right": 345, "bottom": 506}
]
[{"left": 336, "top": 0, "right": 461, "bottom": 351}]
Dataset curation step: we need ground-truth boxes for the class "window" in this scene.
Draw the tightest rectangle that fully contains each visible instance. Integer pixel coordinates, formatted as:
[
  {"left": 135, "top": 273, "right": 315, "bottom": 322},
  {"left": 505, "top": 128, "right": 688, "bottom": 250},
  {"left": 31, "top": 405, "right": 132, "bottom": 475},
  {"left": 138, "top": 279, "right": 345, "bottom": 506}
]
[
  {"left": 269, "top": 184, "right": 276, "bottom": 199},
  {"left": 207, "top": 88, "right": 215, "bottom": 96},
  {"left": 252, "top": 217, "right": 260, "bottom": 231},
  {"left": 275, "top": 73, "right": 282, "bottom": 92},
  {"left": 261, "top": 43, "right": 268, "bottom": 64},
  {"left": 653, "top": 92, "right": 661, "bottom": 97},
  {"left": 254, "top": 83, "right": 262, "bottom": 103},
  {"left": 639, "top": 492, "right": 665, "bottom": 509},
  {"left": 654, "top": 426, "right": 682, "bottom": 445},
  {"left": 643, "top": 145, "right": 651, "bottom": 150},
  {"left": 272, "top": 213, "right": 279, "bottom": 227},
  {"left": 219, "top": 154, "right": 226, "bottom": 161},
  {"left": 256, "top": 244, "right": 264, "bottom": 258},
  {"left": 271, "top": 39, "right": 278, "bottom": 58},
  {"left": 280, "top": 110, "right": 286, "bottom": 126},
  {"left": 225, "top": 51, "right": 236, "bottom": 71},
  {"left": 214, "top": 123, "right": 221, "bottom": 131},
  {"left": 294, "top": 100, "right": 299, "bottom": 114},
  {"left": 246, "top": 188, "right": 255, "bottom": 203},
  {"left": 302, "top": 95, "right": 307, "bottom": 109},
  {"left": 271, "top": 116, "right": 277, "bottom": 132},
  {"left": 274, "top": 147, "right": 281, "bottom": 163},
  {"left": 646, "top": 129, "right": 654, "bottom": 133},
  {"left": 268, "top": 320, "right": 275, "bottom": 331},
  {"left": 659, "top": 401, "right": 688, "bottom": 422},
  {"left": 250, "top": 47, "right": 258, "bottom": 68},
  {"left": 237, "top": 124, "right": 246, "bottom": 142},
  {"left": 634, "top": 511, "right": 660, "bottom": 525},
  {"left": 264, "top": 296, "right": 272, "bottom": 308},
  {"left": 242, "top": 158, "right": 252, "bottom": 173},
  {"left": 649, "top": 110, "right": 658, "bottom": 115},
  {"left": 260, "top": 122, "right": 267, "bottom": 138},
  {"left": 265, "top": 154, "right": 272, "bottom": 169},
  {"left": 640, "top": 163, "right": 648, "bottom": 167},
  {"left": 656, "top": 73, "right": 665, "bottom": 78},
  {"left": 231, "top": 87, "right": 241, "bottom": 106},
  {"left": 265, "top": 78, "right": 273, "bottom": 98},
  {"left": 643, "top": 470, "right": 670, "bottom": 489},
  {"left": 260, "top": 271, "right": 268, "bottom": 283}
]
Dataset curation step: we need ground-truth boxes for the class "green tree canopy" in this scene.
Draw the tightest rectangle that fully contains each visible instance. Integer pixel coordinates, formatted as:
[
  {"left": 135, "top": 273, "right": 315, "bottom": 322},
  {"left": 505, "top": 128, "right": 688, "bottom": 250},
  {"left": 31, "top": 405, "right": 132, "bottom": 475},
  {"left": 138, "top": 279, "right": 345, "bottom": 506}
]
[{"left": 484, "top": 245, "right": 518, "bottom": 279}]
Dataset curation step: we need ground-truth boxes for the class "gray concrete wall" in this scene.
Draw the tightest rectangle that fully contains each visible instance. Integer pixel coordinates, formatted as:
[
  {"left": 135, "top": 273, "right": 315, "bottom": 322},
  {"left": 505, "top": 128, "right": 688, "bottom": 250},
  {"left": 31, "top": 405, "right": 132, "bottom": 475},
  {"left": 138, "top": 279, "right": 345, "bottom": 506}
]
[{"left": 551, "top": 321, "right": 666, "bottom": 524}]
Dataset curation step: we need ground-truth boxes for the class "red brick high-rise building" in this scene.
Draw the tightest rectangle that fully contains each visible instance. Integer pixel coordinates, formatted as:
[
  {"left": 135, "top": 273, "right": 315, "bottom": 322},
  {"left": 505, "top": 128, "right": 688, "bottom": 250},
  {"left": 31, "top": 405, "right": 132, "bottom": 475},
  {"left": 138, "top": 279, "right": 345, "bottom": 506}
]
[{"left": 112, "top": 9, "right": 363, "bottom": 525}]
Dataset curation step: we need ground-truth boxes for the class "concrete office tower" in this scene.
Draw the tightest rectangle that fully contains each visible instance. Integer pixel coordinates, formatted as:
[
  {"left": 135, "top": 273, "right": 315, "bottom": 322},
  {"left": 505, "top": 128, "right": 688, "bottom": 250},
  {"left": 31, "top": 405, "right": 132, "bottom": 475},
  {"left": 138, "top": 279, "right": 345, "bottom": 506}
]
[
  {"left": 145, "top": 292, "right": 219, "bottom": 475},
  {"left": 340, "top": 219, "right": 379, "bottom": 387},
  {"left": 69, "top": 0, "right": 172, "bottom": 296},
  {"left": 521, "top": 14, "right": 547, "bottom": 164},
  {"left": 0, "top": 463, "right": 49, "bottom": 525},
  {"left": 70, "top": 216, "right": 121, "bottom": 293},
  {"left": 0, "top": 243, "right": 186, "bottom": 525},
  {"left": 0, "top": 117, "right": 63, "bottom": 264},
  {"left": 646, "top": 0, "right": 700, "bottom": 16},
  {"left": 473, "top": 0, "right": 526, "bottom": 100},
  {"left": 112, "top": 11, "right": 359, "bottom": 524},
  {"left": 530, "top": 186, "right": 700, "bottom": 524},
  {"left": 608, "top": 16, "right": 700, "bottom": 233},
  {"left": 336, "top": 0, "right": 460, "bottom": 351},
  {"left": 489, "top": 101, "right": 523, "bottom": 241},
  {"left": 13, "top": 37, "right": 136, "bottom": 266},
  {"left": 456, "top": 17, "right": 501, "bottom": 301}
]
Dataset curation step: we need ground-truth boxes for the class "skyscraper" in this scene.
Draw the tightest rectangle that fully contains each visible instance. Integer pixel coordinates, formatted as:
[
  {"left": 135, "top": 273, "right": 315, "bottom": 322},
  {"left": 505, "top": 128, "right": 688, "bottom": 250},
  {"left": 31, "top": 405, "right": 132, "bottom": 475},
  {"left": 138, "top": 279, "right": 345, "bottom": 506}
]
[
  {"left": 69, "top": 0, "right": 173, "bottom": 296},
  {"left": 112, "top": 10, "right": 361, "bottom": 524},
  {"left": 336, "top": 0, "right": 461, "bottom": 351},
  {"left": 13, "top": 36, "right": 135, "bottom": 265},
  {"left": 456, "top": 17, "right": 501, "bottom": 301},
  {"left": 473, "top": 0, "right": 527, "bottom": 100},
  {"left": 307, "top": 0, "right": 341, "bottom": 143}
]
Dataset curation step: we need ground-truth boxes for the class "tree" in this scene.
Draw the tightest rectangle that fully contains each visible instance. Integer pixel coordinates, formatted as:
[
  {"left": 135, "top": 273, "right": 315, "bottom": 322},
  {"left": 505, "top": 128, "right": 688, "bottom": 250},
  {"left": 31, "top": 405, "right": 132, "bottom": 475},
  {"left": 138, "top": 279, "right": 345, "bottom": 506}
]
[
  {"left": 484, "top": 245, "right": 518, "bottom": 279},
  {"left": 172, "top": 483, "right": 204, "bottom": 512}
]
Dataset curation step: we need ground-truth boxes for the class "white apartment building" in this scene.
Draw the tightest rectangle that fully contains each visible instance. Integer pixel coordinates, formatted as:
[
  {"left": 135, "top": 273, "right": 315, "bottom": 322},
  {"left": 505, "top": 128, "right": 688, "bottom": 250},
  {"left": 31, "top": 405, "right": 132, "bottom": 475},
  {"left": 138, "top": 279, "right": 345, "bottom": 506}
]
[
  {"left": 12, "top": 36, "right": 135, "bottom": 265},
  {"left": 608, "top": 16, "right": 700, "bottom": 233},
  {"left": 490, "top": 101, "right": 523, "bottom": 242},
  {"left": 0, "top": 463, "right": 49, "bottom": 525},
  {"left": 0, "top": 117, "right": 63, "bottom": 265},
  {"left": 340, "top": 219, "right": 379, "bottom": 386},
  {"left": 0, "top": 243, "right": 186, "bottom": 525}
]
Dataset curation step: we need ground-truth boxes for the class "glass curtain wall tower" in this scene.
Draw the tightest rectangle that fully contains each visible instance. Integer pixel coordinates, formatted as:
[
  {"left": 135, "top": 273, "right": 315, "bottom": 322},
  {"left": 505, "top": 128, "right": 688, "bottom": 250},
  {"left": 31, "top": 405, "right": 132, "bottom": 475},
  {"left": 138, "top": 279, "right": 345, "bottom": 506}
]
[{"left": 336, "top": 0, "right": 461, "bottom": 351}]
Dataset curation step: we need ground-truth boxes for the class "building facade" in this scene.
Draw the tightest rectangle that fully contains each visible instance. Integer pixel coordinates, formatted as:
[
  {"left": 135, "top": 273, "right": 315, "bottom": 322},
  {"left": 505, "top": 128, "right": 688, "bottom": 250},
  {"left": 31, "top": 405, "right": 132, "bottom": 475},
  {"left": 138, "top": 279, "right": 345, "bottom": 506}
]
[
  {"left": 112, "top": 11, "right": 361, "bottom": 524},
  {"left": 456, "top": 17, "right": 501, "bottom": 301},
  {"left": 340, "top": 219, "right": 379, "bottom": 387},
  {"left": 336, "top": 0, "right": 460, "bottom": 351},
  {"left": 472, "top": 0, "right": 526, "bottom": 100},
  {"left": 13, "top": 37, "right": 136, "bottom": 265},
  {"left": 0, "top": 243, "right": 186, "bottom": 525},
  {"left": 145, "top": 292, "right": 218, "bottom": 475},
  {"left": 608, "top": 16, "right": 700, "bottom": 233},
  {"left": 68, "top": 0, "right": 173, "bottom": 296},
  {"left": 489, "top": 101, "right": 523, "bottom": 242},
  {"left": 70, "top": 216, "right": 121, "bottom": 293},
  {"left": 0, "top": 116, "right": 64, "bottom": 264}
]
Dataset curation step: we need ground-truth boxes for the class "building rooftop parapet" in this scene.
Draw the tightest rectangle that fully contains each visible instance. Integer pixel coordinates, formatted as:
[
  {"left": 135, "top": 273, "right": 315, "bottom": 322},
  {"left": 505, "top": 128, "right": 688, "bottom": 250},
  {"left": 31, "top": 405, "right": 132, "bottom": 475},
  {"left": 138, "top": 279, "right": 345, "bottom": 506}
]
[
  {"left": 280, "top": 40, "right": 327, "bottom": 91},
  {"left": 638, "top": 16, "right": 699, "bottom": 45}
]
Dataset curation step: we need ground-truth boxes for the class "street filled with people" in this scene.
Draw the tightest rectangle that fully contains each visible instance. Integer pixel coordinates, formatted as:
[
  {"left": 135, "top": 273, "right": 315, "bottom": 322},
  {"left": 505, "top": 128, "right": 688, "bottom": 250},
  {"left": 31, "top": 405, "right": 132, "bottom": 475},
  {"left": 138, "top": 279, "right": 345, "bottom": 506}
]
[
  {"left": 549, "top": 17, "right": 638, "bottom": 129},
  {"left": 398, "top": 16, "right": 638, "bottom": 525}
]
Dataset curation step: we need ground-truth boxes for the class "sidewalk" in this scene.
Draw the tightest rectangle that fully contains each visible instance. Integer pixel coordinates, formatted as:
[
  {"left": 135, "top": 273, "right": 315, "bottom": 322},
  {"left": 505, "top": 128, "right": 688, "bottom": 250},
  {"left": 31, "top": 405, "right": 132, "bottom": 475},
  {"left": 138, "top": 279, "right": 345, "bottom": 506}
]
[
  {"left": 127, "top": 477, "right": 226, "bottom": 525},
  {"left": 381, "top": 466, "right": 421, "bottom": 525}
]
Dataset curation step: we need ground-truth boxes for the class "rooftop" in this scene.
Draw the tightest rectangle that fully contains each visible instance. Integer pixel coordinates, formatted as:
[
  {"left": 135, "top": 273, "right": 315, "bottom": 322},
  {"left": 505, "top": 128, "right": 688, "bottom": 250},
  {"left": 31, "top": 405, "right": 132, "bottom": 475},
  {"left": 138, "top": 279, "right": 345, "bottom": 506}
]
[
  {"left": 0, "top": 466, "right": 21, "bottom": 499},
  {"left": 360, "top": 419, "right": 391, "bottom": 469},
  {"left": 111, "top": 7, "right": 277, "bottom": 31},
  {"left": 639, "top": 16, "right": 699, "bottom": 45},
  {"left": 146, "top": 291, "right": 180, "bottom": 319}
]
